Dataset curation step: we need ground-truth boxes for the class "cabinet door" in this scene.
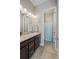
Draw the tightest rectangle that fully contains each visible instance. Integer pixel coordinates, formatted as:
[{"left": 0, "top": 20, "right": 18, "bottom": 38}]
[
  {"left": 35, "top": 35, "right": 40, "bottom": 50},
  {"left": 20, "top": 46, "right": 28, "bottom": 59},
  {"left": 20, "top": 47, "right": 26, "bottom": 59},
  {"left": 35, "top": 39, "right": 39, "bottom": 49},
  {"left": 29, "top": 41, "right": 34, "bottom": 58},
  {"left": 25, "top": 46, "right": 29, "bottom": 59}
]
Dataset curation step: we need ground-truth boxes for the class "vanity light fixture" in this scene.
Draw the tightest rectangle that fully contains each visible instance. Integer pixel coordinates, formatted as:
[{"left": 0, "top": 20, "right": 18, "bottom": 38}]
[
  {"left": 24, "top": 8, "right": 28, "bottom": 13},
  {"left": 28, "top": 13, "right": 32, "bottom": 16},
  {"left": 20, "top": 4, "right": 25, "bottom": 14},
  {"left": 31, "top": 14, "right": 37, "bottom": 18},
  {"left": 28, "top": 13, "right": 37, "bottom": 18},
  {"left": 20, "top": 4, "right": 37, "bottom": 18},
  {"left": 20, "top": 4, "right": 24, "bottom": 12}
]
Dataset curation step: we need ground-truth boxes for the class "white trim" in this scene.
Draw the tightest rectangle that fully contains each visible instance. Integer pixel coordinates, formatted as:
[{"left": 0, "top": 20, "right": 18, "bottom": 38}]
[
  {"left": 23, "top": 15, "right": 25, "bottom": 32},
  {"left": 40, "top": 43, "right": 44, "bottom": 46}
]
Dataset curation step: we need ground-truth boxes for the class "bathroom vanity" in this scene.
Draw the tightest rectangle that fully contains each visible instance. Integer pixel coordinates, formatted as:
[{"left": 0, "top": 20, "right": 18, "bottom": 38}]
[{"left": 20, "top": 32, "right": 40, "bottom": 59}]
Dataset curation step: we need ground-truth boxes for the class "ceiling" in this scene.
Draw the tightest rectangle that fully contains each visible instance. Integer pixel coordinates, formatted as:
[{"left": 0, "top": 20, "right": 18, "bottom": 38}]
[{"left": 30, "top": 0, "right": 48, "bottom": 7}]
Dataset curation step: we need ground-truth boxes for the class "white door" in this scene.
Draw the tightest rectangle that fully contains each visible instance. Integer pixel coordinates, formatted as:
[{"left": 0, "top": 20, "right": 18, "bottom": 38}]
[{"left": 53, "top": 9, "right": 58, "bottom": 49}]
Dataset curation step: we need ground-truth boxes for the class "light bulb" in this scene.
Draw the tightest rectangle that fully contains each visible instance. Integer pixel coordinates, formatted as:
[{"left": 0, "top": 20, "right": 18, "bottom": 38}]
[
  {"left": 31, "top": 15, "right": 37, "bottom": 18},
  {"left": 28, "top": 13, "right": 32, "bottom": 16},
  {"left": 20, "top": 4, "right": 23, "bottom": 11},
  {"left": 24, "top": 8, "right": 27, "bottom": 13}
]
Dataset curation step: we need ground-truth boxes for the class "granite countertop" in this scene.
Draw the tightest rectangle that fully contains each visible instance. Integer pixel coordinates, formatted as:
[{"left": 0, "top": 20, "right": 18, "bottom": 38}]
[{"left": 20, "top": 32, "right": 40, "bottom": 42}]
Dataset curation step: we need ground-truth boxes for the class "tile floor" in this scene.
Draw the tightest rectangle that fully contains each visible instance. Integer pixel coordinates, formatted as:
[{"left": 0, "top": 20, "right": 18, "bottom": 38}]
[{"left": 31, "top": 41, "right": 57, "bottom": 59}]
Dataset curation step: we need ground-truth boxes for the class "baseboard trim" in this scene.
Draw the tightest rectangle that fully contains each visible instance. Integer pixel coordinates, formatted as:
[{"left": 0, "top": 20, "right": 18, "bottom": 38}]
[{"left": 40, "top": 43, "right": 44, "bottom": 46}]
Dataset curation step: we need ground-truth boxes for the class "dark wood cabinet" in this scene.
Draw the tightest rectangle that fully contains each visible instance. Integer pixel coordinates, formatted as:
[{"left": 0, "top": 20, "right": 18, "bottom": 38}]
[
  {"left": 29, "top": 40, "right": 34, "bottom": 58},
  {"left": 20, "top": 45, "right": 28, "bottom": 59},
  {"left": 20, "top": 47, "right": 26, "bottom": 59},
  {"left": 20, "top": 34, "right": 40, "bottom": 59},
  {"left": 25, "top": 46, "right": 29, "bottom": 59},
  {"left": 35, "top": 35, "right": 40, "bottom": 50}
]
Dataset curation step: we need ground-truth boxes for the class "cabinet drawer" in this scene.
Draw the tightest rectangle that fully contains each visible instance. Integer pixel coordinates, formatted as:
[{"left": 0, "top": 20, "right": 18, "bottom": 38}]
[
  {"left": 29, "top": 41, "right": 34, "bottom": 47},
  {"left": 20, "top": 40, "right": 28, "bottom": 48}
]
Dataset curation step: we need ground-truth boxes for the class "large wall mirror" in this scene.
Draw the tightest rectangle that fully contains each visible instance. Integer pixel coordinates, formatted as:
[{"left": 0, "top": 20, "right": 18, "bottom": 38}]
[
  {"left": 20, "top": 12, "right": 33, "bottom": 33},
  {"left": 20, "top": 6, "right": 39, "bottom": 34},
  {"left": 20, "top": 13, "right": 29, "bottom": 33}
]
